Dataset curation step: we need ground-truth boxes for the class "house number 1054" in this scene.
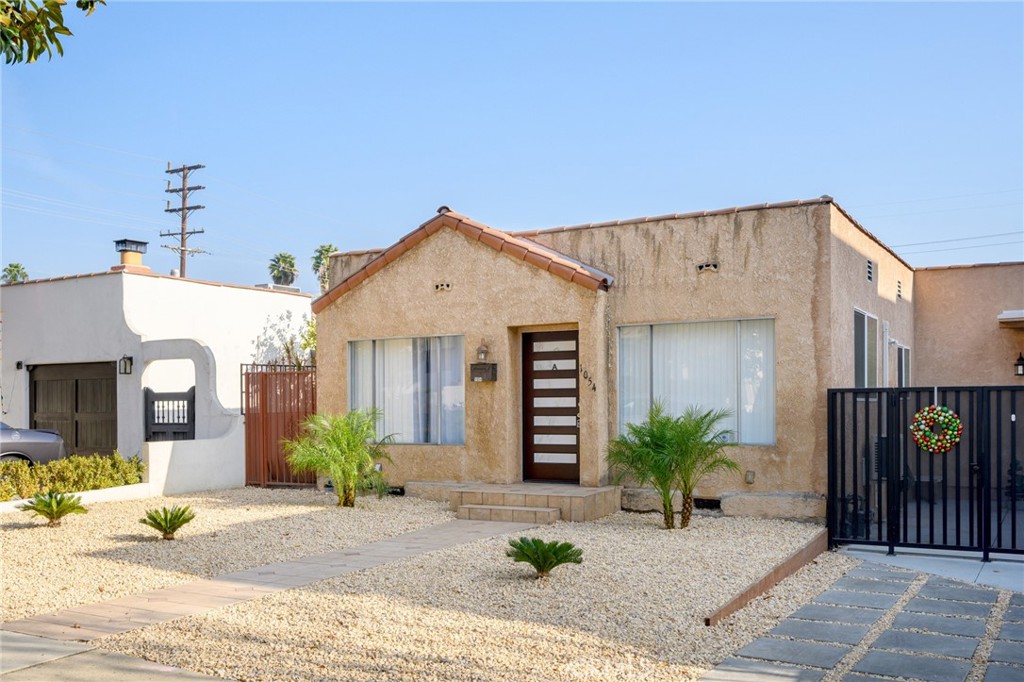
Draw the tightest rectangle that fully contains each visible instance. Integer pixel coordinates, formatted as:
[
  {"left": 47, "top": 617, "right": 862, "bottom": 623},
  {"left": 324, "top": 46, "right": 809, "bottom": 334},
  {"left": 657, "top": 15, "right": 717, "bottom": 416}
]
[{"left": 579, "top": 367, "right": 597, "bottom": 392}]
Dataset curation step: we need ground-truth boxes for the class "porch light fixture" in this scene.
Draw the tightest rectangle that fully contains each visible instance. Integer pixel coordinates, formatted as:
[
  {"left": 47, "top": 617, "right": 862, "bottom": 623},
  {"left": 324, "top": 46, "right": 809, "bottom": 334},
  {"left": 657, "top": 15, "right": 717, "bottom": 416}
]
[
  {"left": 476, "top": 339, "right": 489, "bottom": 362},
  {"left": 118, "top": 355, "right": 134, "bottom": 375},
  {"left": 1016, "top": 353, "right": 1024, "bottom": 377}
]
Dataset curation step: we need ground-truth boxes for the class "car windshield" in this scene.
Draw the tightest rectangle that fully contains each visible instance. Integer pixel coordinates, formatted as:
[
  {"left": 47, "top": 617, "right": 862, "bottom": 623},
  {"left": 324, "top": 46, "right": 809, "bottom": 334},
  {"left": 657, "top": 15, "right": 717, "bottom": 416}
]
[{"left": 0, "top": 422, "right": 9, "bottom": 430}]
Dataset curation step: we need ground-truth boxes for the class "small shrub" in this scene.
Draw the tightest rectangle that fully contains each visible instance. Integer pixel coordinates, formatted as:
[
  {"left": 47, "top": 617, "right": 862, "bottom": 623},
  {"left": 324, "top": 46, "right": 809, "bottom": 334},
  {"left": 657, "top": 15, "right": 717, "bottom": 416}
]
[
  {"left": 17, "top": 492, "right": 88, "bottom": 527},
  {"left": 0, "top": 459, "right": 39, "bottom": 500},
  {"left": 506, "top": 537, "right": 583, "bottom": 579},
  {"left": 140, "top": 505, "right": 196, "bottom": 540}
]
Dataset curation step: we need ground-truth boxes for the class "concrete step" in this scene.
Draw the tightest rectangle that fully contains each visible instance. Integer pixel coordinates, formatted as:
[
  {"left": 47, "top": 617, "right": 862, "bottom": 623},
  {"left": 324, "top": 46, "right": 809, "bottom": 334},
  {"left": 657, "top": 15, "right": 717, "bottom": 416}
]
[
  {"left": 456, "top": 504, "right": 560, "bottom": 524},
  {"left": 449, "top": 485, "right": 620, "bottom": 522}
]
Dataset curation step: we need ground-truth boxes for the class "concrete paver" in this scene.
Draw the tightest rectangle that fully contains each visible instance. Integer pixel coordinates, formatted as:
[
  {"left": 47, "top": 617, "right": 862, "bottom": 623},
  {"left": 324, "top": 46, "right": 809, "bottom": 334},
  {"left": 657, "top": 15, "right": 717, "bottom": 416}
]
[
  {"left": 0, "top": 632, "right": 92, "bottom": 675},
  {"left": 1, "top": 649, "right": 220, "bottom": 681},
  {"left": 853, "top": 650, "right": 973, "bottom": 682},
  {"left": 702, "top": 559, "right": 1021, "bottom": 682}
]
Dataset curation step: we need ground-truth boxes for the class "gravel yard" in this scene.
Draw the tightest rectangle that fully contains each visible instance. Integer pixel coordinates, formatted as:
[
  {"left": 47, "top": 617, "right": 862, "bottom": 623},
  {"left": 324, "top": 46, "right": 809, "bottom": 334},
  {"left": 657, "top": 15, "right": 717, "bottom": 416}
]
[
  {"left": 103, "top": 511, "right": 858, "bottom": 682},
  {"left": 0, "top": 488, "right": 451, "bottom": 622}
]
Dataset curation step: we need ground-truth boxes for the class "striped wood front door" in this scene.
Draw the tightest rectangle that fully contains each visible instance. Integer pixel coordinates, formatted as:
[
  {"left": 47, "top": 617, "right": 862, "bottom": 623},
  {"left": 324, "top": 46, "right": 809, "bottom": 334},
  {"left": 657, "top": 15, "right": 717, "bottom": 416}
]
[{"left": 522, "top": 331, "right": 580, "bottom": 482}]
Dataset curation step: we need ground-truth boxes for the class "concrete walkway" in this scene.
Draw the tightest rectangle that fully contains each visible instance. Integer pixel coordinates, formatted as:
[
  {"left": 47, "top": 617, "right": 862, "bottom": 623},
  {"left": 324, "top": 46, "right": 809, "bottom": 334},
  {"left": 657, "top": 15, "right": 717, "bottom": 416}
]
[
  {"left": 0, "top": 519, "right": 534, "bottom": 680},
  {"left": 702, "top": 561, "right": 1024, "bottom": 682}
]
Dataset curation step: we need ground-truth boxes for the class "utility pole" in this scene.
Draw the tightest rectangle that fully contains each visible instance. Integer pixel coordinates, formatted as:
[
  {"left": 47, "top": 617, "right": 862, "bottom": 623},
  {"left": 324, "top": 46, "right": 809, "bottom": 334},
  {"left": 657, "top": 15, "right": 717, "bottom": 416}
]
[{"left": 161, "top": 162, "right": 207, "bottom": 278}]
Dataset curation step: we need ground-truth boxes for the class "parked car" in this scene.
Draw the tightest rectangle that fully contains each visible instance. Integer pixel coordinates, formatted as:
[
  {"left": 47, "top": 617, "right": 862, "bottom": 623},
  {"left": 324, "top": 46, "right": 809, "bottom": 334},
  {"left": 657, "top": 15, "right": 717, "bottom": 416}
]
[{"left": 0, "top": 422, "right": 69, "bottom": 465}]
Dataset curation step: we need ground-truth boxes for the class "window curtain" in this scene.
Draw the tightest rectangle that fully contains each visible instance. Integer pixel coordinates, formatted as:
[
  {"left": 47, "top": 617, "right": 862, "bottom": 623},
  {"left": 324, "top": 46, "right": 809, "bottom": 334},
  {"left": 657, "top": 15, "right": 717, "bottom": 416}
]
[
  {"left": 618, "top": 320, "right": 775, "bottom": 444},
  {"left": 349, "top": 336, "right": 465, "bottom": 444}
]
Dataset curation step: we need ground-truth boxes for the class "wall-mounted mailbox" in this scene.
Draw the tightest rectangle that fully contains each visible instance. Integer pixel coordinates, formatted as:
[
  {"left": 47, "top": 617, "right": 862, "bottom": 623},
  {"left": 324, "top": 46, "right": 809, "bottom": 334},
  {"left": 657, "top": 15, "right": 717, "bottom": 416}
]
[{"left": 470, "top": 363, "right": 498, "bottom": 382}]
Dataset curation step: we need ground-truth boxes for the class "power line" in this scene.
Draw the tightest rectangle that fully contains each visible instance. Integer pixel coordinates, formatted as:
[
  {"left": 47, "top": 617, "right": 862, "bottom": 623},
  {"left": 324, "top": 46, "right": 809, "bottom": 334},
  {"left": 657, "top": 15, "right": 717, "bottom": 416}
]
[
  {"left": 2, "top": 124, "right": 165, "bottom": 161},
  {"left": 901, "top": 241, "right": 1019, "bottom": 258},
  {"left": 3, "top": 203, "right": 157, "bottom": 234},
  {"left": 890, "top": 231, "right": 1022, "bottom": 248},
  {"left": 3, "top": 189, "right": 177, "bottom": 228}
]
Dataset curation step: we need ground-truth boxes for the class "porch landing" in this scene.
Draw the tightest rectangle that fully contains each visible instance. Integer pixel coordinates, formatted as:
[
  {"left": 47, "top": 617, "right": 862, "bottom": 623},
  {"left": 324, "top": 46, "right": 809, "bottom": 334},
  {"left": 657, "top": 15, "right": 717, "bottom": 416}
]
[{"left": 448, "top": 483, "right": 621, "bottom": 524}]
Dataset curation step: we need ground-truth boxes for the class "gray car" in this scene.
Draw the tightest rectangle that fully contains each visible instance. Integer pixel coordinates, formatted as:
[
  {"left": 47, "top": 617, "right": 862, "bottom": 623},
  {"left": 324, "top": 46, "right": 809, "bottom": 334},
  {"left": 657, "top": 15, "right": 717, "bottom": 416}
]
[{"left": 0, "top": 422, "right": 69, "bottom": 465}]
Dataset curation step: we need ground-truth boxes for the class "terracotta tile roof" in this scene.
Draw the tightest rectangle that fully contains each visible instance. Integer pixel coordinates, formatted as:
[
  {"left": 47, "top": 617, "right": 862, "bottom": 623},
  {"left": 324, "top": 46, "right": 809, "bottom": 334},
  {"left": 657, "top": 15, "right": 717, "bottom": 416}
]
[{"left": 312, "top": 210, "right": 612, "bottom": 314}]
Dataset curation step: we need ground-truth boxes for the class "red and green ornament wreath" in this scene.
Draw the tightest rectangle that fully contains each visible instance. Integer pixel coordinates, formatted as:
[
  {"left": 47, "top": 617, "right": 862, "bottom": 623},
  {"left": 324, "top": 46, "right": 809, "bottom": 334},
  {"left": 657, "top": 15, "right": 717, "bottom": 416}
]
[{"left": 910, "top": 405, "right": 963, "bottom": 454}]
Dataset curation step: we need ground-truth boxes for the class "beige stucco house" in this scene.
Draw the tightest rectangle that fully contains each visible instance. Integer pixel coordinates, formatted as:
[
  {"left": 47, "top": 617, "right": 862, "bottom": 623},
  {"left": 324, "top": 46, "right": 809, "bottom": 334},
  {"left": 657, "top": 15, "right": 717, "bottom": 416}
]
[{"left": 312, "top": 197, "right": 1023, "bottom": 518}]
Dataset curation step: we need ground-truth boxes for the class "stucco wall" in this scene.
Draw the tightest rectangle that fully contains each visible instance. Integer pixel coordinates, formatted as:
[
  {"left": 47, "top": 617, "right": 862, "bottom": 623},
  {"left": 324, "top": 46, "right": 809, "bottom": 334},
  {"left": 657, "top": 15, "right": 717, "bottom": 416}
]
[
  {"left": 317, "top": 227, "right": 610, "bottom": 487},
  {"left": 914, "top": 263, "right": 1024, "bottom": 386},
  {"left": 827, "top": 207, "right": 916, "bottom": 390},
  {"left": 526, "top": 204, "right": 834, "bottom": 500},
  {"left": 1, "top": 272, "right": 310, "bottom": 494}
]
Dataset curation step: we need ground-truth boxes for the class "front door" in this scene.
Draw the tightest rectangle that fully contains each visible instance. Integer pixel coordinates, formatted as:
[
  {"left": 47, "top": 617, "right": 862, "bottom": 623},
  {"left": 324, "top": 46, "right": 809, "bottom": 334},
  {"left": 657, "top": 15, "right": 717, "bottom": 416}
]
[{"left": 523, "top": 331, "right": 580, "bottom": 482}]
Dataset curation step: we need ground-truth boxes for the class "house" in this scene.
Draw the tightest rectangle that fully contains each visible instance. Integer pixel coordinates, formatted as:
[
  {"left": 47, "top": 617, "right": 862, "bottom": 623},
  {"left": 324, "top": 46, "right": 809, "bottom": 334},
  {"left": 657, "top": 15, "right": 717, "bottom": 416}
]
[
  {"left": 312, "top": 198, "right": 1023, "bottom": 519},
  {"left": 0, "top": 240, "right": 311, "bottom": 494}
]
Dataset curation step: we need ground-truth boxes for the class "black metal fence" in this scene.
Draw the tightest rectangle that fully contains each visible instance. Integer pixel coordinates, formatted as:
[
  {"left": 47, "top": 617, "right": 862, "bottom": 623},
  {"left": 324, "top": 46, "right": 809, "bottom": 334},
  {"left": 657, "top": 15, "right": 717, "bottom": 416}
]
[
  {"left": 144, "top": 387, "right": 196, "bottom": 441},
  {"left": 827, "top": 386, "right": 1022, "bottom": 560}
]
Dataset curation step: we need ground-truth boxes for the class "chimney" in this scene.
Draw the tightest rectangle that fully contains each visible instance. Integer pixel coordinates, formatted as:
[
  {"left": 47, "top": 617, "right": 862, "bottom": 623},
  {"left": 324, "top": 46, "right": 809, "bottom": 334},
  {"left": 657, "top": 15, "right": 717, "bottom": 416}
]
[{"left": 111, "top": 239, "right": 151, "bottom": 273}]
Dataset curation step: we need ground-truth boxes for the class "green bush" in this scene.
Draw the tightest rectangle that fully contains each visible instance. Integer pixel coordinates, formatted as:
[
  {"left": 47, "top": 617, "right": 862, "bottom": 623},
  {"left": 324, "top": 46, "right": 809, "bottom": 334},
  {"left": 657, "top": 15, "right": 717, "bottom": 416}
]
[
  {"left": 0, "top": 459, "right": 37, "bottom": 500},
  {"left": 17, "top": 492, "right": 88, "bottom": 527},
  {"left": 140, "top": 505, "right": 196, "bottom": 540},
  {"left": 507, "top": 537, "right": 583, "bottom": 579},
  {"left": 0, "top": 453, "right": 145, "bottom": 502}
]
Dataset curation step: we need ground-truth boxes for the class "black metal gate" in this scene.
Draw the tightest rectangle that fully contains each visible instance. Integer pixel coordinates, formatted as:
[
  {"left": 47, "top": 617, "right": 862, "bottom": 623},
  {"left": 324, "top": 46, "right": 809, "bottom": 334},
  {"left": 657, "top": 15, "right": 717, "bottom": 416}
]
[{"left": 827, "top": 386, "right": 1022, "bottom": 559}]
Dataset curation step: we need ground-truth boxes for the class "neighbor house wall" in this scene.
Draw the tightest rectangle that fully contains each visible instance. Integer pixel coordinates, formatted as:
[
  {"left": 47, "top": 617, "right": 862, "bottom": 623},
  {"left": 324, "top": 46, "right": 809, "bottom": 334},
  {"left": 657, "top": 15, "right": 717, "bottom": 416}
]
[
  {"left": 526, "top": 203, "right": 836, "bottom": 512},
  {"left": 914, "top": 263, "right": 1024, "bottom": 387},
  {"left": 317, "top": 227, "right": 611, "bottom": 487},
  {"left": 1, "top": 272, "right": 310, "bottom": 494}
]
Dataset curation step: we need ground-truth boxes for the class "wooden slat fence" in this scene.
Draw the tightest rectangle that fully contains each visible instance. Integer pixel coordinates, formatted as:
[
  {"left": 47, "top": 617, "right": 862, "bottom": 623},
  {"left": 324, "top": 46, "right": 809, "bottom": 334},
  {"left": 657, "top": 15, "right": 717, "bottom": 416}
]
[{"left": 241, "top": 364, "right": 317, "bottom": 487}]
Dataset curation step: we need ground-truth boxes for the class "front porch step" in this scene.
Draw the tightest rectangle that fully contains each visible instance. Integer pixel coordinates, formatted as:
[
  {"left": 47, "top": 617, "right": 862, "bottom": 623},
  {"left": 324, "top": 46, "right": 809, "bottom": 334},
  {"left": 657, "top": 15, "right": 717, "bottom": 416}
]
[
  {"left": 457, "top": 504, "right": 560, "bottom": 524},
  {"left": 448, "top": 484, "right": 621, "bottom": 522}
]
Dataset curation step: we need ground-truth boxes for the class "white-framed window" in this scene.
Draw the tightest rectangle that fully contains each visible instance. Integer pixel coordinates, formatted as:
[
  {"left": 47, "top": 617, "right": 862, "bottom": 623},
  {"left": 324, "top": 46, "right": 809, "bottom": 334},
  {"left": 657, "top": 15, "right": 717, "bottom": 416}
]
[
  {"left": 897, "top": 346, "right": 911, "bottom": 388},
  {"left": 617, "top": 319, "right": 776, "bottom": 445},
  {"left": 854, "top": 310, "right": 878, "bottom": 388},
  {"left": 349, "top": 336, "right": 465, "bottom": 444}
]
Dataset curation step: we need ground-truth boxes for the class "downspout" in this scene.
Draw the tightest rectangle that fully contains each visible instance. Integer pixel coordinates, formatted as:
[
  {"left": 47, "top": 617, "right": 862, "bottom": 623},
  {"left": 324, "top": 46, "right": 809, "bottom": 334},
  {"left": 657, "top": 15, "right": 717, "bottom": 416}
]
[{"left": 882, "top": 320, "right": 890, "bottom": 388}]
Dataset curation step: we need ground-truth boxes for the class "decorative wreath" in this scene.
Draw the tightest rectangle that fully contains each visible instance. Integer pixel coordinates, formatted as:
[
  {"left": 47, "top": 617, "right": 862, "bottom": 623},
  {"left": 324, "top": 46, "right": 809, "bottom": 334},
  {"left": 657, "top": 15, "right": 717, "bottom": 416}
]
[{"left": 910, "top": 404, "right": 963, "bottom": 454}]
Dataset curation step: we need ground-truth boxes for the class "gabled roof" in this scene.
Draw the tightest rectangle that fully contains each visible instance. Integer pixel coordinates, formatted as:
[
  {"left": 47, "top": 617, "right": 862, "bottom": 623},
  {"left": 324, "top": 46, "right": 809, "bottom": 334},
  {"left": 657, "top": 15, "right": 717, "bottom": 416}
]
[{"left": 311, "top": 210, "right": 612, "bottom": 314}]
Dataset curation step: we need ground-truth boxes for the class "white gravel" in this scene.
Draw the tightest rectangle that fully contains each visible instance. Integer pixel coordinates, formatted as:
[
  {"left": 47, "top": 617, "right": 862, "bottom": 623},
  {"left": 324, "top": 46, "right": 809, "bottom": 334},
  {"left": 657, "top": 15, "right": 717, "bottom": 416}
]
[
  {"left": 103, "top": 511, "right": 858, "bottom": 682},
  {"left": 0, "top": 487, "right": 452, "bottom": 622}
]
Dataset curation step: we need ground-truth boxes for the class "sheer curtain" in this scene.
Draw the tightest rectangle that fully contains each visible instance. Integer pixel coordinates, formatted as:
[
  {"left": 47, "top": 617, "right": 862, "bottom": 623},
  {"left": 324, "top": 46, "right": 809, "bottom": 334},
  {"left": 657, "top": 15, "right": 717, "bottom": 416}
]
[
  {"left": 349, "top": 336, "right": 465, "bottom": 444},
  {"left": 653, "top": 321, "right": 737, "bottom": 435},
  {"left": 618, "top": 320, "right": 775, "bottom": 444},
  {"left": 617, "top": 326, "right": 651, "bottom": 431}
]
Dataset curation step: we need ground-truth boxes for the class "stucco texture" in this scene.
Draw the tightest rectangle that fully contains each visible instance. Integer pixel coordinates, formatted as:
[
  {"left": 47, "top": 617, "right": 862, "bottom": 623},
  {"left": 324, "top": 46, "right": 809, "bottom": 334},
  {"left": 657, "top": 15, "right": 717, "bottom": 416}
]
[
  {"left": 914, "top": 263, "right": 1024, "bottom": 387},
  {"left": 529, "top": 204, "right": 834, "bottom": 499},
  {"left": 317, "top": 227, "right": 610, "bottom": 487}
]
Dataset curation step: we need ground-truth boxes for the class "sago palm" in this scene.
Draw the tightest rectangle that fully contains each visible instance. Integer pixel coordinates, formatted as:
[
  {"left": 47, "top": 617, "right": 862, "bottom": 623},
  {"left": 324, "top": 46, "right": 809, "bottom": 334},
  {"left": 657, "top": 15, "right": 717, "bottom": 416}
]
[
  {"left": 507, "top": 537, "right": 583, "bottom": 578},
  {"left": 140, "top": 505, "right": 196, "bottom": 540},
  {"left": 283, "top": 410, "right": 392, "bottom": 507},
  {"left": 17, "top": 492, "right": 87, "bottom": 527}
]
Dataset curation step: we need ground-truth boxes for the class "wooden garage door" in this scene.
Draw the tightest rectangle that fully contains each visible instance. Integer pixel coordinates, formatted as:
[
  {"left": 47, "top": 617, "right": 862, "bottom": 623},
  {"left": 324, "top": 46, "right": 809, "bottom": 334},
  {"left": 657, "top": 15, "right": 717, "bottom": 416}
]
[{"left": 30, "top": 363, "right": 117, "bottom": 455}]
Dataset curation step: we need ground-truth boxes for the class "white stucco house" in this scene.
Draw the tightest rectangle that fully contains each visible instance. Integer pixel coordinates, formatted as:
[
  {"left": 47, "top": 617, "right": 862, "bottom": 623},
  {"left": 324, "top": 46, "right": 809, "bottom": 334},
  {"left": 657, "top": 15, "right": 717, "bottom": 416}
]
[{"left": 0, "top": 241, "right": 311, "bottom": 494}]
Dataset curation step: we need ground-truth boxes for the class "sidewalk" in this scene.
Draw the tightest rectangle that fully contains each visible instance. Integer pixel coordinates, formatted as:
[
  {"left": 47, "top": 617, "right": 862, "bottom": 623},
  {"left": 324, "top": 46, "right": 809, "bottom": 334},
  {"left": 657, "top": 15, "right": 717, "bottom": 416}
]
[{"left": 0, "top": 519, "right": 534, "bottom": 680}]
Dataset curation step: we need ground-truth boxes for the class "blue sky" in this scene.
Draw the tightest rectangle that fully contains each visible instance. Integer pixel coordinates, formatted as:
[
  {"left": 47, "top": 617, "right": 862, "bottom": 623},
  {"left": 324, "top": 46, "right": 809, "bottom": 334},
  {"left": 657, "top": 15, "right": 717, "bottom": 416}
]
[{"left": 2, "top": 1, "right": 1022, "bottom": 292}]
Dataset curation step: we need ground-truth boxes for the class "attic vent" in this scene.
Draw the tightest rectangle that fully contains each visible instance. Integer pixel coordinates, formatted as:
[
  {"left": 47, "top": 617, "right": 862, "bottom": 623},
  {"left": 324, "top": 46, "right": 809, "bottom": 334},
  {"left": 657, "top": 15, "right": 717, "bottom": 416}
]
[
  {"left": 866, "top": 259, "right": 874, "bottom": 282},
  {"left": 897, "top": 280, "right": 903, "bottom": 299},
  {"left": 696, "top": 262, "right": 719, "bottom": 274}
]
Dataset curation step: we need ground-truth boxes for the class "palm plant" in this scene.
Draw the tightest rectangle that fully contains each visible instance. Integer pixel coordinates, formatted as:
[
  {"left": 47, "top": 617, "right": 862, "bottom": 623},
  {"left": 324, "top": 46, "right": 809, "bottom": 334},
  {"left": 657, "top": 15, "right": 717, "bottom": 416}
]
[
  {"left": 17, "top": 491, "right": 87, "bottom": 527},
  {"left": 311, "top": 243, "right": 338, "bottom": 293},
  {"left": 140, "top": 505, "right": 196, "bottom": 540},
  {"left": 607, "top": 402, "right": 740, "bottom": 529},
  {"left": 507, "top": 537, "right": 583, "bottom": 578},
  {"left": 2, "top": 262, "right": 28, "bottom": 284},
  {"left": 283, "top": 410, "right": 392, "bottom": 507},
  {"left": 268, "top": 252, "right": 298, "bottom": 286}
]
